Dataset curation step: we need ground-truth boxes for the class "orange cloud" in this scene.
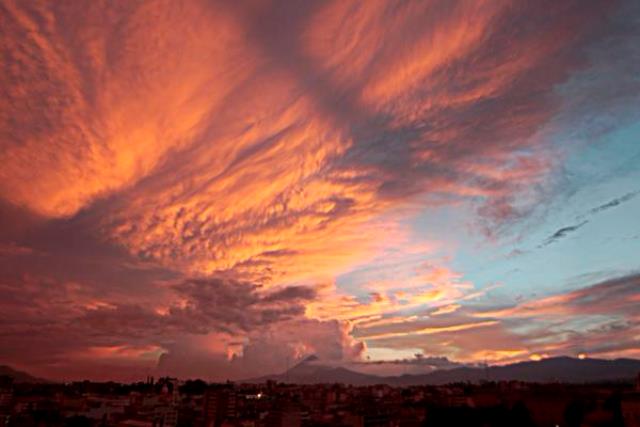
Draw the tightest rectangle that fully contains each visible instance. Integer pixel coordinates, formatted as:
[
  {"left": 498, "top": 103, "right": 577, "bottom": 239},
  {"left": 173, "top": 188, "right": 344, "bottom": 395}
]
[
  {"left": 1, "top": 0, "right": 252, "bottom": 218},
  {"left": 358, "top": 320, "right": 498, "bottom": 341},
  {"left": 306, "top": 262, "right": 474, "bottom": 324},
  {"left": 2, "top": 0, "right": 612, "bottom": 285},
  {"left": 0, "top": 0, "right": 633, "bottom": 380},
  {"left": 431, "top": 304, "right": 461, "bottom": 316}
]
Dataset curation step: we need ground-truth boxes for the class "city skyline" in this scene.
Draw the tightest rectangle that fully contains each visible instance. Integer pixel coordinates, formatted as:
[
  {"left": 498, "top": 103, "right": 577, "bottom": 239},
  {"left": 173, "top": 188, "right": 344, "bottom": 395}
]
[{"left": 1, "top": 0, "right": 640, "bottom": 382}]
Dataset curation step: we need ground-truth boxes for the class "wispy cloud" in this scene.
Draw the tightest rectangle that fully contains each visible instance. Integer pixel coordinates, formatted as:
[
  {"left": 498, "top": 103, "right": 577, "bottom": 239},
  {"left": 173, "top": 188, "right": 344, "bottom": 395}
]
[
  {"left": 588, "top": 190, "right": 639, "bottom": 215},
  {"left": 539, "top": 220, "right": 589, "bottom": 247},
  {"left": 1, "top": 0, "right": 639, "bottom": 380},
  {"left": 537, "top": 190, "right": 639, "bottom": 248}
]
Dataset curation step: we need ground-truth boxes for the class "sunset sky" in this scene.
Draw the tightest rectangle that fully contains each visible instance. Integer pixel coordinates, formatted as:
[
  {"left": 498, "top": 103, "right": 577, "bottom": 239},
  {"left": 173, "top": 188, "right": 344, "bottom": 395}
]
[{"left": 1, "top": 0, "right": 640, "bottom": 382}]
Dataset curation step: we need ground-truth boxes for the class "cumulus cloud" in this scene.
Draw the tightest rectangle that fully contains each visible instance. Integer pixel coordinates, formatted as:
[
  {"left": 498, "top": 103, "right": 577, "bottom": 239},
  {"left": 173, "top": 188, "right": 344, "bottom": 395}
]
[
  {"left": 156, "top": 317, "right": 366, "bottom": 381},
  {"left": 351, "top": 354, "right": 474, "bottom": 377},
  {"left": 0, "top": 271, "right": 364, "bottom": 380}
]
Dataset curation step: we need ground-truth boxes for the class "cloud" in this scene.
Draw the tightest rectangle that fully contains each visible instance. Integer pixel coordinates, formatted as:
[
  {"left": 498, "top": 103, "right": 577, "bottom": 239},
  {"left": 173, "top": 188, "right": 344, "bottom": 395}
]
[
  {"left": 1, "top": 0, "right": 640, "bottom": 379},
  {"left": 0, "top": 242, "right": 34, "bottom": 256},
  {"left": 540, "top": 220, "right": 589, "bottom": 247},
  {"left": 77, "top": 278, "right": 318, "bottom": 341},
  {"left": 156, "top": 318, "right": 366, "bottom": 381},
  {"left": 0, "top": 0, "right": 250, "bottom": 218},
  {"left": 539, "top": 190, "right": 640, "bottom": 247},
  {"left": 521, "top": 189, "right": 639, "bottom": 251},
  {"left": 345, "top": 272, "right": 640, "bottom": 364},
  {"left": 360, "top": 315, "right": 527, "bottom": 364},
  {"left": 351, "top": 354, "right": 472, "bottom": 377},
  {"left": 467, "top": 272, "right": 640, "bottom": 360},
  {"left": 357, "top": 320, "right": 498, "bottom": 342},
  {"left": 168, "top": 278, "right": 316, "bottom": 333},
  {"left": 475, "top": 272, "right": 640, "bottom": 320},
  {"left": 306, "top": 258, "right": 478, "bottom": 325},
  {"left": 588, "top": 190, "right": 640, "bottom": 215},
  {"left": 2, "top": 0, "right": 627, "bottom": 283},
  {"left": 0, "top": 270, "right": 367, "bottom": 380},
  {"left": 430, "top": 304, "right": 461, "bottom": 316}
]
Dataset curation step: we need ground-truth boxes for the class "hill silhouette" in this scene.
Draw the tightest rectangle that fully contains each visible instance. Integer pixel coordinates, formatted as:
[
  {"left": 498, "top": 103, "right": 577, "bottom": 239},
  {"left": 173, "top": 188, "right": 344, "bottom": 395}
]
[
  {"left": 0, "top": 365, "right": 47, "bottom": 383},
  {"left": 247, "top": 356, "right": 640, "bottom": 386}
]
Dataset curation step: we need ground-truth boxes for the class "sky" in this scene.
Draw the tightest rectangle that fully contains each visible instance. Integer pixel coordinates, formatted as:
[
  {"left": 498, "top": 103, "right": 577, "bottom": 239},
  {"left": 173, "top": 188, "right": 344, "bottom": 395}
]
[{"left": 1, "top": 0, "right": 639, "bottom": 382}]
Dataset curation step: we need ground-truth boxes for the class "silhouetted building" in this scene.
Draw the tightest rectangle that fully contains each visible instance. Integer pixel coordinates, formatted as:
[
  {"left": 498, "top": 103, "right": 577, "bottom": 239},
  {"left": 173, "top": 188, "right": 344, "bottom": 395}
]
[
  {"left": 153, "top": 404, "right": 178, "bottom": 427},
  {"left": 0, "top": 376, "right": 13, "bottom": 427},
  {"left": 204, "top": 386, "right": 237, "bottom": 427},
  {"left": 622, "top": 395, "right": 640, "bottom": 427},
  {"left": 265, "top": 403, "right": 303, "bottom": 427}
]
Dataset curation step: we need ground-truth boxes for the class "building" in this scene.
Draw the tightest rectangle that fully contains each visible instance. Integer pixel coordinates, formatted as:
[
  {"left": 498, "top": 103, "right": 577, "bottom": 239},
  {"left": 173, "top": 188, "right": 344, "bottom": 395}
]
[
  {"left": 622, "top": 395, "right": 640, "bottom": 427},
  {"left": 204, "top": 386, "right": 238, "bottom": 427},
  {"left": 154, "top": 404, "right": 179, "bottom": 427},
  {"left": 0, "top": 377, "right": 13, "bottom": 427},
  {"left": 265, "top": 403, "right": 303, "bottom": 427}
]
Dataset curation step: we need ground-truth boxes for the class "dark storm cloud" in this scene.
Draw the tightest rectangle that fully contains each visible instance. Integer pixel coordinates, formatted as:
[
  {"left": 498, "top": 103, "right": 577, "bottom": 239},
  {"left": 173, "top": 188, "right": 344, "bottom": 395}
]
[{"left": 170, "top": 278, "right": 317, "bottom": 333}]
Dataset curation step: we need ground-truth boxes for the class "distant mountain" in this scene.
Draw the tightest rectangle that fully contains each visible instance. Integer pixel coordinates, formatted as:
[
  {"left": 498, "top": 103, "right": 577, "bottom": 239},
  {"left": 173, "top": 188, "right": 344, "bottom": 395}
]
[
  {"left": 393, "top": 357, "right": 640, "bottom": 385},
  {"left": 248, "top": 355, "right": 381, "bottom": 386},
  {"left": 0, "top": 365, "right": 47, "bottom": 383},
  {"left": 245, "top": 356, "right": 640, "bottom": 386}
]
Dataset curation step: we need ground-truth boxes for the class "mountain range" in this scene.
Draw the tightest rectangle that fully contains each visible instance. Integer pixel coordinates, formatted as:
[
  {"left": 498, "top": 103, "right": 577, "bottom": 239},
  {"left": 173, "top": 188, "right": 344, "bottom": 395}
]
[
  {"left": 3, "top": 356, "right": 639, "bottom": 385},
  {"left": 248, "top": 355, "right": 640, "bottom": 386}
]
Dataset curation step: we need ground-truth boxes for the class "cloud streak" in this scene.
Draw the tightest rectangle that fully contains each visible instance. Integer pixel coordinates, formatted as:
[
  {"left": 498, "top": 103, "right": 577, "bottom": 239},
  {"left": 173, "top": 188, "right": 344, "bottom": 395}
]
[
  {"left": 540, "top": 220, "right": 589, "bottom": 247},
  {"left": 588, "top": 190, "right": 639, "bottom": 215}
]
